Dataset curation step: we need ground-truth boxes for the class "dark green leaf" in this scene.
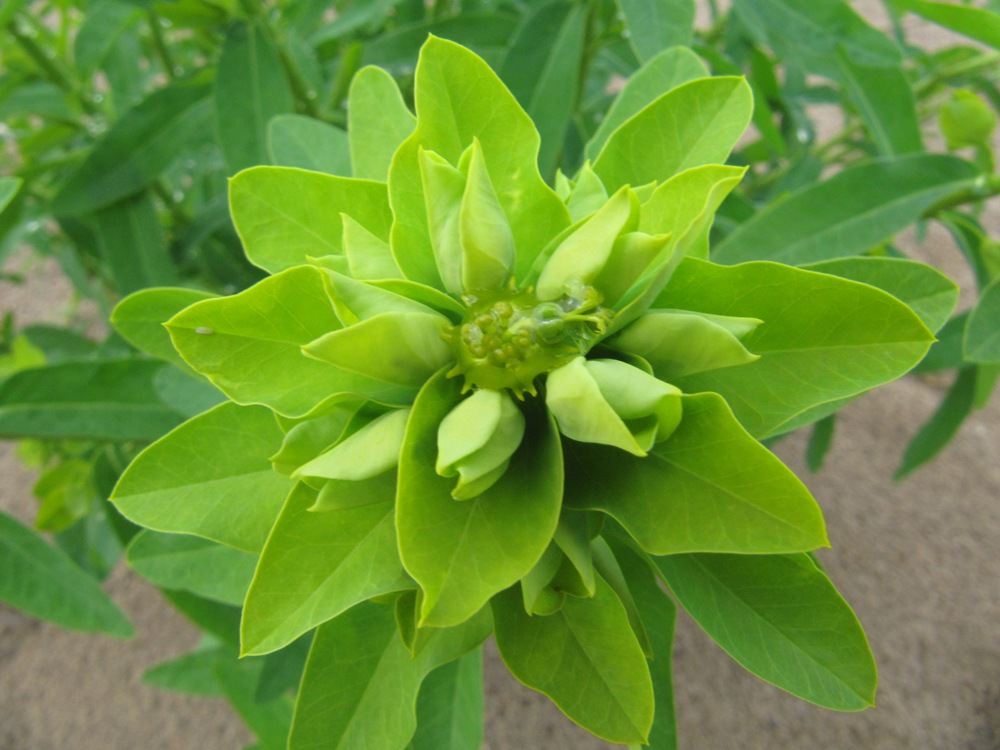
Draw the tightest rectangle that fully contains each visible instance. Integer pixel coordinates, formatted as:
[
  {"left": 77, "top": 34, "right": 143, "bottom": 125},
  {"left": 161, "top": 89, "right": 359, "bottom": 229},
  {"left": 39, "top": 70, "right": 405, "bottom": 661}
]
[
  {"left": 964, "top": 277, "right": 1000, "bottom": 363},
  {"left": 93, "top": 191, "right": 179, "bottom": 294},
  {"left": 267, "top": 114, "right": 351, "bottom": 176},
  {"left": 806, "top": 414, "right": 836, "bottom": 473},
  {"left": 407, "top": 650, "right": 484, "bottom": 750},
  {"left": 142, "top": 644, "right": 229, "bottom": 696},
  {"left": 74, "top": 0, "right": 143, "bottom": 72},
  {"left": 836, "top": 51, "right": 922, "bottom": 156},
  {"left": 617, "top": 0, "right": 695, "bottom": 62},
  {"left": 896, "top": 0, "right": 1000, "bottom": 50},
  {"left": 214, "top": 656, "right": 294, "bottom": 750}
]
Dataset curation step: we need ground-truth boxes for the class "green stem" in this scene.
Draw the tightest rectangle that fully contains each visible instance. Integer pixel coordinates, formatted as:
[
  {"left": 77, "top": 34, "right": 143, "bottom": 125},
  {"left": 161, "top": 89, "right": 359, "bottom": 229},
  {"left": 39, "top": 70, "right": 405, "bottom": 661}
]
[
  {"left": 325, "top": 41, "right": 363, "bottom": 116},
  {"left": 147, "top": 10, "right": 178, "bottom": 80},
  {"left": 151, "top": 180, "right": 191, "bottom": 227},
  {"left": 7, "top": 20, "right": 89, "bottom": 107},
  {"left": 923, "top": 174, "right": 1000, "bottom": 217}
]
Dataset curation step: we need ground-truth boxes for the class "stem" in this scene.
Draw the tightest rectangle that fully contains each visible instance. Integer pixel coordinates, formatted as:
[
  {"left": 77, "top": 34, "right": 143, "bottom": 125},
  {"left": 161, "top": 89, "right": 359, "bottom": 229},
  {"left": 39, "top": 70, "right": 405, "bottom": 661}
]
[
  {"left": 147, "top": 10, "right": 178, "bottom": 80},
  {"left": 325, "top": 41, "right": 363, "bottom": 116},
  {"left": 151, "top": 179, "right": 191, "bottom": 226},
  {"left": 923, "top": 174, "right": 1000, "bottom": 217},
  {"left": 8, "top": 20, "right": 84, "bottom": 103}
]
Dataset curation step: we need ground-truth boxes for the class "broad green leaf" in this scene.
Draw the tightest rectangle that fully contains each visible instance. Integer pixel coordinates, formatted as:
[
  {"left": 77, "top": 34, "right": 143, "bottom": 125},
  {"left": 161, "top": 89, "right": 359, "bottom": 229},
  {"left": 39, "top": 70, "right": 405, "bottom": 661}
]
[
  {"left": 895, "top": 367, "right": 978, "bottom": 479},
  {"left": 586, "top": 47, "right": 708, "bottom": 161},
  {"left": 163, "top": 590, "right": 242, "bottom": 646},
  {"left": 215, "top": 22, "right": 295, "bottom": 173},
  {"left": 93, "top": 191, "right": 178, "bottom": 294},
  {"left": 348, "top": 66, "right": 416, "bottom": 181},
  {"left": 0, "top": 177, "right": 22, "bottom": 214},
  {"left": 492, "top": 575, "right": 654, "bottom": 744},
  {"left": 712, "top": 154, "right": 978, "bottom": 266},
  {"left": 896, "top": 0, "right": 1000, "bottom": 50},
  {"left": 111, "top": 287, "right": 217, "bottom": 374},
  {"left": 964, "top": 277, "right": 1000, "bottom": 364},
  {"left": 142, "top": 645, "right": 229, "bottom": 696},
  {"left": 214, "top": 657, "right": 294, "bottom": 750},
  {"left": 126, "top": 531, "right": 257, "bottom": 605},
  {"left": 836, "top": 52, "right": 922, "bottom": 156},
  {"left": 734, "top": 0, "right": 901, "bottom": 79},
  {"left": 0, "top": 510, "right": 132, "bottom": 636},
  {"left": 803, "top": 256, "right": 958, "bottom": 333},
  {"left": 289, "top": 601, "right": 490, "bottom": 750},
  {"left": 612, "top": 542, "right": 677, "bottom": 750},
  {"left": 230, "top": 166, "right": 392, "bottom": 274},
  {"left": 653, "top": 552, "right": 877, "bottom": 711},
  {"left": 241, "top": 483, "right": 412, "bottom": 656},
  {"left": 0, "top": 358, "right": 184, "bottom": 441},
  {"left": 407, "top": 650, "right": 484, "bottom": 750},
  {"left": 53, "top": 81, "right": 212, "bottom": 216},
  {"left": 74, "top": 0, "right": 142, "bottom": 72},
  {"left": 500, "top": 1, "right": 588, "bottom": 178},
  {"left": 268, "top": 114, "right": 351, "bottom": 176},
  {"left": 565, "top": 393, "right": 827, "bottom": 554},
  {"left": 617, "top": 0, "right": 694, "bottom": 63},
  {"left": 255, "top": 634, "right": 313, "bottom": 703},
  {"left": 112, "top": 402, "right": 292, "bottom": 553},
  {"left": 660, "top": 259, "right": 934, "bottom": 438},
  {"left": 389, "top": 37, "right": 570, "bottom": 287},
  {"left": 167, "top": 266, "right": 410, "bottom": 416},
  {"left": 914, "top": 311, "right": 967, "bottom": 374},
  {"left": 397, "top": 371, "right": 563, "bottom": 628},
  {"left": 592, "top": 77, "right": 753, "bottom": 192}
]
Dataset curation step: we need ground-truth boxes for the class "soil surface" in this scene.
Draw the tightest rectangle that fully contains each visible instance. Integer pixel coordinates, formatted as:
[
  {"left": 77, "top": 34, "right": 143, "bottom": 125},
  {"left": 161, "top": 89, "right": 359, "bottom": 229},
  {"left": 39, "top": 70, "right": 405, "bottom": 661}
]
[{"left": 3, "top": 5, "right": 1000, "bottom": 748}]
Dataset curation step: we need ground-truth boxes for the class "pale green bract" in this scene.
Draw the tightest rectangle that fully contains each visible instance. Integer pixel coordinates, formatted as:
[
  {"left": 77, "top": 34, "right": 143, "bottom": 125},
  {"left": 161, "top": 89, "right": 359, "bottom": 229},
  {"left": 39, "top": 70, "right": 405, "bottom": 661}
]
[{"left": 110, "top": 37, "right": 935, "bottom": 750}]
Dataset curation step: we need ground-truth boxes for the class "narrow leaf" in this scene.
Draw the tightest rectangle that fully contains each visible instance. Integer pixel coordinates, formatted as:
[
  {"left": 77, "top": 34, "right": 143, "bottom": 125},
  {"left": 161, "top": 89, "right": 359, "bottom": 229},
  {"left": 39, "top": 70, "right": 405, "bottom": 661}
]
[
  {"left": 964, "top": 277, "right": 1000, "bottom": 364},
  {"left": 617, "top": 0, "right": 695, "bottom": 63}
]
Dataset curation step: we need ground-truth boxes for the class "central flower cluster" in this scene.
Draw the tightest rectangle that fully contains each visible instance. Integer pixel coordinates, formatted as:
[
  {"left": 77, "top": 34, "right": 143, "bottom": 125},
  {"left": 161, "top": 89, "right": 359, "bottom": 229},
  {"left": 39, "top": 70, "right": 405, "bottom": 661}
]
[{"left": 446, "top": 283, "right": 614, "bottom": 397}]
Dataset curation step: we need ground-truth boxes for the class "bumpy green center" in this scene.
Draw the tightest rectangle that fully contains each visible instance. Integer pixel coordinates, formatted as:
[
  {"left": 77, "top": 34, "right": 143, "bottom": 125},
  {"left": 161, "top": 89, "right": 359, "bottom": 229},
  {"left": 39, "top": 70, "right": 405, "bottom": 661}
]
[{"left": 445, "top": 282, "right": 613, "bottom": 397}]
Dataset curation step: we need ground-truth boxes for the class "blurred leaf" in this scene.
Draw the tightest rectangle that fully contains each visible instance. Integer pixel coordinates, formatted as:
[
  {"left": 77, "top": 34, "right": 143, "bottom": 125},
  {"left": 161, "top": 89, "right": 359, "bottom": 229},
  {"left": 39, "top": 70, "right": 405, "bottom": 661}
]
[
  {"left": 308, "top": 0, "right": 407, "bottom": 44},
  {"left": 267, "top": 114, "right": 351, "bottom": 175},
  {"left": 74, "top": 0, "right": 143, "bottom": 73},
  {"left": 654, "top": 552, "right": 876, "bottom": 710},
  {"left": 501, "top": 1, "right": 588, "bottom": 178},
  {"left": 964, "top": 277, "right": 1000, "bottom": 364},
  {"left": 895, "top": 0, "right": 1000, "bottom": 50},
  {"left": 735, "top": 0, "right": 901, "bottom": 79},
  {"left": 896, "top": 367, "right": 977, "bottom": 479},
  {"left": 126, "top": 530, "right": 257, "bottom": 604},
  {"left": 163, "top": 589, "right": 242, "bottom": 645},
  {"left": 806, "top": 414, "right": 836, "bottom": 473},
  {"left": 215, "top": 22, "right": 295, "bottom": 174},
  {"left": 939, "top": 89, "right": 998, "bottom": 149},
  {"left": 406, "top": 650, "right": 484, "bottom": 750},
  {"left": 0, "top": 510, "right": 133, "bottom": 636},
  {"left": 0, "top": 177, "right": 22, "bottom": 214},
  {"left": 836, "top": 51, "right": 922, "bottom": 155},
  {"left": 617, "top": 0, "right": 694, "bottom": 62},
  {"left": 92, "top": 191, "right": 179, "bottom": 294},
  {"left": 586, "top": 47, "right": 708, "bottom": 161},
  {"left": 111, "top": 287, "right": 217, "bottom": 373},
  {"left": 53, "top": 81, "right": 213, "bottom": 216},
  {"left": 913, "top": 311, "right": 968, "bottom": 374},
  {"left": 0, "top": 358, "right": 185, "bottom": 441},
  {"left": 143, "top": 643, "right": 229, "bottom": 696},
  {"left": 214, "top": 656, "right": 294, "bottom": 750},
  {"left": 713, "top": 154, "right": 978, "bottom": 265},
  {"left": 33, "top": 459, "right": 98, "bottom": 532}
]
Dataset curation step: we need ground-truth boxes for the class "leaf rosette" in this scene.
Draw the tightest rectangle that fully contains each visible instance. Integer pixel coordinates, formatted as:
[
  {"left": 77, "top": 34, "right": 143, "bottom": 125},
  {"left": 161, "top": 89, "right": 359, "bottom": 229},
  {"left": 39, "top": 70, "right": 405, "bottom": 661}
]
[{"left": 111, "top": 38, "right": 936, "bottom": 749}]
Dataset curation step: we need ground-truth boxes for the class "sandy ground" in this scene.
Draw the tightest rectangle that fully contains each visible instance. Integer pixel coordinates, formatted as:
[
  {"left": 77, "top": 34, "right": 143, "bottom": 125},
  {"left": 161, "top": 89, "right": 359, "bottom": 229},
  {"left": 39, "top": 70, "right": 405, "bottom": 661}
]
[{"left": 3, "top": 4, "right": 1000, "bottom": 749}]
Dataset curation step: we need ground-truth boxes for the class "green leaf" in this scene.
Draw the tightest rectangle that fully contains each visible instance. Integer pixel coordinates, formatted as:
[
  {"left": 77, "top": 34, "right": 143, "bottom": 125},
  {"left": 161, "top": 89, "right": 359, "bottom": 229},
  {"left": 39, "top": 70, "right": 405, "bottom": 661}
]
[
  {"left": 500, "top": 1, "right": 588, "bottom": 178},
  {"left": 348, "top": 66, "right": 416, "bottom": 182},
  {"left": 0, "top": 510, "right": 133, "bottom": 636},
  {"left": 896, "top": 0, "right": 1000, "bottom": 50},
  {"left": 241, "top": 482, "right": 412, "bottom": 656},
  {"left": 806, "top": 415, "right": 836, "bottom": 473},
  {"left": 215, "top": 22, "right": 295, "bottom": 173},
  {"left": 592, "top": 77, "right": 753, "bottom": 192},
  {"left": 388, "top": 36, "right": 569, "bottom": 287},
  {"left": 836, "top": 51, "right": 922, "bottom": 156},
  {"left": 407, "top": 650, "right": 484, "bottom": 750},
  {"left": 92, "top": 191, "right": 178, "bottom": 294},
  {"left": 74, "top": 0, "right": 142, "bottom": 73},
  {"left": 268, "top": 114, "right": 351, "bottom": 176},
  {"left": 229, "top": 166, "right": 392, "bottom": 274},
  {"left": 964, "top": 277, "right": 1000, "bottom": 364},
  {"left": 0, "top": 358, "right": 184, "bottom": 441},
  {"left": 397, "top": 370, "right": 563, "bottom": 628},
  {"left": 659, "top": 258, "right": 934, "bottom": 438},
  {"left": 586, "top": 47, "right": 708, "bottom": 161},
  {"left": 111, "top": 402, "right": 292, "bottom": 553},
  {"left": 712, "top": 154, "right": 978, "bottom": 266},
  {"left": 653, "top": 552, "right": 877, "bottom": 711},
  {"left": 164, "top": 589, "right": 242, "bottom": 646},
  {"left": 734, "top": 0, "right": 901, "bottom": 79},
  {"left": 214, "top": 656, "right": 294, "bottom": 750},
  {"left": 802, "top": 256, "right": 958, "bottom": 334},
  {"left": 361, "top": 13, "right": 519, "bottom": 71},
  {"left": 492, "top": 575, "right": 654, "bottom": 744},
  {"left": 617, "top": 0, "right": 695, "bottom": 63},
  {"left": 126, "top": 531, "right": 257, "bottom": 605},
  {"left": 111, "top": 287, "right": 217, "bottom": 374},
  {"left": 895, "top": 366, "right": 978, "bottom": 479},
  {"left": 565, "top": 393, "right": 827, "bottom": 554},
  {"left": 0, "top": 177, "right": 23, "bottom": 214},
  {"left": 142, "top": 645, "right": 229, "bottom": 696},
  {"left": 53, "top": 81, "right": 212, "bottom": 216},
  {"left": 167, "top": 266, "right": 410, "bottom": 417},
  {"left": 289, "top": 601, "right": 490, "bottom": 750}
]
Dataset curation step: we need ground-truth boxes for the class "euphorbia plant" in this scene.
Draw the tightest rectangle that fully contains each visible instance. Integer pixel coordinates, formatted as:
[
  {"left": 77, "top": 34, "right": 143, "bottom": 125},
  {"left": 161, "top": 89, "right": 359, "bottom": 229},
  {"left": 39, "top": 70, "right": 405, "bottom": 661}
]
[{"left": 110, "top": 38, "right": 938, "bottom": 748}]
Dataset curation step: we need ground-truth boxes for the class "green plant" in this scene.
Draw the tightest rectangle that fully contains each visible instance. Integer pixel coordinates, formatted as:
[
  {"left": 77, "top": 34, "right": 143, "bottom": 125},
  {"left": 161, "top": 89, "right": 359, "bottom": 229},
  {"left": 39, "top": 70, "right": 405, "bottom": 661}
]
[{"left": 104, "top": 37, "right": 939, "bottom": 748}]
